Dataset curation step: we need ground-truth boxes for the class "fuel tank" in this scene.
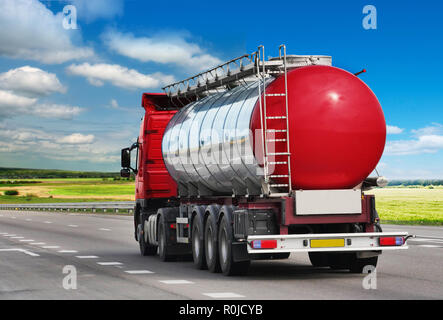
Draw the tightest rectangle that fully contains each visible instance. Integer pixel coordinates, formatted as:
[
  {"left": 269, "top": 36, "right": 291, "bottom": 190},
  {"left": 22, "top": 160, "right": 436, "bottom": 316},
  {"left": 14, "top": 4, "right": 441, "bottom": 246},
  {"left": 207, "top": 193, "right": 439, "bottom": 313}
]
[{"left": 161, "top": 65, "right": 386, "bottom": 195}]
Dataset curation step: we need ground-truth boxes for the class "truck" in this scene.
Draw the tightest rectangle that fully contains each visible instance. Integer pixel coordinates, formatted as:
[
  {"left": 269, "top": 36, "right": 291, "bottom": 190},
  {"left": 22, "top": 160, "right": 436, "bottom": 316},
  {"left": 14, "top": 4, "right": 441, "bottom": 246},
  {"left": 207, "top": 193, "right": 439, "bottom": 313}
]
[{"left": 121, "top": 45, "right": 409, "bottom": 275}]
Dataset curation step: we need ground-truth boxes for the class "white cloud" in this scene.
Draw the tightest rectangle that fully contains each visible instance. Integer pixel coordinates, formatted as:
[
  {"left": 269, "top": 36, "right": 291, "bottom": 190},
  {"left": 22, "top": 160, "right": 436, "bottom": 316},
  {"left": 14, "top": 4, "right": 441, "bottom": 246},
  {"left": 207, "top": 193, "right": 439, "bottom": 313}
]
[
  {"left": 0, "top": 66, "right": 66, "bottom": 97},
  {"left": 0, "top": 89, "right": 37, "bottom": 110},
  {"left": 32, "top": 103, "right": 83, "bottom": 120},
  {"left": 69, "top": 0, "right": 124, "bottom": 22},
  {"left": 385, "top": 134, "right": 443, "bottom": 155},
  {"left": 0, "top": 0, "right": 94, "bottom": 64},
  {"left": 66, "top": 63, "right": 175, "bottom": 89},
  {"left": 57, "top": 133, "right": 95, "bottom": 144},
  {"left": 0, "top": 89, "right": 82, "bottom": 120},
  {"left": 386, "top": 125, "right": 403, "bottom": 134},
  {"left": 0, "top": 125, "right": 121, "bottom": 164},
  {"left": 411, "top": 123, "right": 443, "bottom": 137},
  {"left": 103, "top": 30, "right": 222, "bottom": 71}
]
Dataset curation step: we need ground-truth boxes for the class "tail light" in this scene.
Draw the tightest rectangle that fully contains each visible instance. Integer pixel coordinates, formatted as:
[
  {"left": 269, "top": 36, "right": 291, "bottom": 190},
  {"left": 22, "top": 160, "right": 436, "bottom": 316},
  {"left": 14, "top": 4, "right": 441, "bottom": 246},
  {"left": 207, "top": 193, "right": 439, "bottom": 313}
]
[
  {"left": 379, "top": 236, "right": 404, "bottom": 246},
  {"left": 251, "top": 240, "right": 277, "bottom": 249}
]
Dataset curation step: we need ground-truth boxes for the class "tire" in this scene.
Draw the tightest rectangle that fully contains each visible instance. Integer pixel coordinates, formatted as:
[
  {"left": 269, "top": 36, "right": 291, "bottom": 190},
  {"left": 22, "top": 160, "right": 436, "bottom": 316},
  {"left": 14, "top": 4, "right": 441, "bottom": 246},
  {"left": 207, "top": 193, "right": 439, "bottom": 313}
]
[
  {"left": 138, "top": 216, "right": 157, "bottom": 256},
  {"left": 158, "top": 221, "right": 175, "bottom": 262},
  {"left": 191, "top": 214, "right": 207, "bottom": 269},
  {"left": 205, "top": 213, "right": 220, "bottom": 273},
  {"left": 218, "top": 214, "right": 250, "bottom": 276},
  {"left": 308, "top": 252, "right": 329, "bottom": 267}
]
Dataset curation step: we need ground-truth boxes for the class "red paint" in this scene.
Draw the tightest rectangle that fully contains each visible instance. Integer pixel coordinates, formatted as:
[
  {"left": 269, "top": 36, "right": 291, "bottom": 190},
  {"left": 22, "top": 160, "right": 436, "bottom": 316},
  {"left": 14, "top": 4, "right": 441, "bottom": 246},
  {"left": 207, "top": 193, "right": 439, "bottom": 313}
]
[
  {"left": 136, "top": 93, "right": 178, "bottom": 200},
  {"left": 250, "top": 65, "right": 386, "bottom": 190}
]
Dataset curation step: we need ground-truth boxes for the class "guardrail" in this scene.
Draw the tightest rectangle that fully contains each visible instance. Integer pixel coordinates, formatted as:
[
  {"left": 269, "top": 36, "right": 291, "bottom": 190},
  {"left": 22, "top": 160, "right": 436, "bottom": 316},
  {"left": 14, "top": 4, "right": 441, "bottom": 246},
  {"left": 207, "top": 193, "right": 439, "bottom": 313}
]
[{"left": 0, "top": 202, "right": 134, "bottom": 214}]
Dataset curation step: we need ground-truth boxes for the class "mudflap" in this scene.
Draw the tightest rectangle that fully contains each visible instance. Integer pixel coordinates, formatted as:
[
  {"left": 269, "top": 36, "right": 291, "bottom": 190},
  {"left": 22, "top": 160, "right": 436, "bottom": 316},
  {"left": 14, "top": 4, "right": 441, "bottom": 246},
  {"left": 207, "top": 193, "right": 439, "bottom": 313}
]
[{"left": 232, "top": 242, "right": 250, "bottom": 262}]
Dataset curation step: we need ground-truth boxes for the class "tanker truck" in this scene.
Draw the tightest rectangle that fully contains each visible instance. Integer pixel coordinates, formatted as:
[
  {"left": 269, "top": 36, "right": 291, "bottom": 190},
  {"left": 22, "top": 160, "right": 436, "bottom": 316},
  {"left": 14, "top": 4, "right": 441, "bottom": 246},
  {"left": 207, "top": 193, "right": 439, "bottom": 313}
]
[{"left": 121, "top": 45, "right": 409, "bottom": 275}]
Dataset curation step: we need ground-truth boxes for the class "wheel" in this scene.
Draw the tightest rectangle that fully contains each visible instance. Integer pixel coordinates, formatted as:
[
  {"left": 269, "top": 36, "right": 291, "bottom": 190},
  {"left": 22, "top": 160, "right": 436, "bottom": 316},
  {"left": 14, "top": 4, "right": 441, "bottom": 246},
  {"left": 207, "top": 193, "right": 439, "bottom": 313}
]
[
  {"left": 218, "top": 214, "right": 250, "bottom": 276},
  {"left": 308, "top": 252, "right": 329, "bottom": 267},
  {"left": 137, "top": 216, "right": 157, "bottom": 256},
  {"left": 191, "top": 214, "right": 207, "bottom": 269},
  {"left": 205, "top": 213, "right": 220, "bottom": 273},
  {"left": 158, "top": 221, "right": 175, "bottom": 262}
]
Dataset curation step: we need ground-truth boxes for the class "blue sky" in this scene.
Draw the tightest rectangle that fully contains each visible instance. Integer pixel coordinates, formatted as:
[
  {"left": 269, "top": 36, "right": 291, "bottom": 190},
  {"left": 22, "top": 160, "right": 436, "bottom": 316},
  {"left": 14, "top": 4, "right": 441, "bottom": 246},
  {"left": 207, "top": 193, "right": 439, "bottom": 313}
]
[{"left": 0, "top": 0, "right": 442, "bottom": 178}]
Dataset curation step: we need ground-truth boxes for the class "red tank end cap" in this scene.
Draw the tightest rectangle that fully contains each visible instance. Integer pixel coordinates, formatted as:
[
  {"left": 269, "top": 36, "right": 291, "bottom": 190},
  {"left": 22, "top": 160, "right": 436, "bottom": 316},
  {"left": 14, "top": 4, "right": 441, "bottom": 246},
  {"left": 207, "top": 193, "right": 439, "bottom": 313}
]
[{"left": 251, "top": 65, "right": 386, "bottom": 190}]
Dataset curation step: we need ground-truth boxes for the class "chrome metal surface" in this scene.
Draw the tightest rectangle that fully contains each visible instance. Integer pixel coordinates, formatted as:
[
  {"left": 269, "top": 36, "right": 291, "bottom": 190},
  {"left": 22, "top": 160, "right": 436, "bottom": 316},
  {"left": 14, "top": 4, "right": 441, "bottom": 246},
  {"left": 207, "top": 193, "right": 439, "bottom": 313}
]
[{"left": 162, "top": 81, "right": 269, "bottom": 195}]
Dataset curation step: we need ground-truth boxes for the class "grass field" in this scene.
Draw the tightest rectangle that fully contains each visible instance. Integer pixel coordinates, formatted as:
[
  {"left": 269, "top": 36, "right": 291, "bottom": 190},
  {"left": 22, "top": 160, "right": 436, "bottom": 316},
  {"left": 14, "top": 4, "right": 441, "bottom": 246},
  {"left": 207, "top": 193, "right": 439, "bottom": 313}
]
[
  {"left": 0, "top": 178, "right": 134, "bottom": 203},
  {"left": 367, "top": 187, "right": 443, "bottom": 226},
  {"left": 1, "top": 178, "right": 442, "bottom": 225}
]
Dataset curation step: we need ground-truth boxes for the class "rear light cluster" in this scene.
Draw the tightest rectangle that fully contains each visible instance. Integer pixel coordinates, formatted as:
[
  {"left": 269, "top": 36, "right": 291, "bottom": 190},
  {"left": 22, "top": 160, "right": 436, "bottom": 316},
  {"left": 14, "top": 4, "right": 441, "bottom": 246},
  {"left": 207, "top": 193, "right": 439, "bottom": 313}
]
[
  {"left": 250, "top": 240, "right": 277, "bottom": 249},
  {"left": 379, "top": 236, "right": 405, "bottom": 246}
]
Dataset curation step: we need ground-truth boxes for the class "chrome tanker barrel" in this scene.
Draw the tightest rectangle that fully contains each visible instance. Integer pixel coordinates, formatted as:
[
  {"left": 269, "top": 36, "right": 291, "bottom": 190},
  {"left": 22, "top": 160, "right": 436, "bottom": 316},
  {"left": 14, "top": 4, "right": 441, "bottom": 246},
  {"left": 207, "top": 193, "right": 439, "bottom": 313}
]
[
  {"left": 162, "top": 53, "right": 386, "bottom": 197},
  {"left": 162, "top": 81, "right": 265, "bottom": 197}
]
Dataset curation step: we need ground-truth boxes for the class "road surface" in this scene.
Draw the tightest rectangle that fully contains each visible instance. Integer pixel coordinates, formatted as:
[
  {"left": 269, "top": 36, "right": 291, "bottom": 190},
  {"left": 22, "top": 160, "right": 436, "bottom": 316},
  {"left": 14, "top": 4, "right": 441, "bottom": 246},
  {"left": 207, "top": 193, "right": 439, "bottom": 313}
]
[{"left": 0, "top": 209, "right": 442, "bottom": 299}]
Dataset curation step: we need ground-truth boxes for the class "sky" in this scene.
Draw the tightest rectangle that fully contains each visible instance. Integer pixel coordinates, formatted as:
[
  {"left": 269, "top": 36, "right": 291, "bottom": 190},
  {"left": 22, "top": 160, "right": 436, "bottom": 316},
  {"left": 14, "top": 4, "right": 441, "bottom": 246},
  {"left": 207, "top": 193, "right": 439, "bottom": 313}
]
[{"left": 0, "top": 0, "right": 442, "bottom": 179}]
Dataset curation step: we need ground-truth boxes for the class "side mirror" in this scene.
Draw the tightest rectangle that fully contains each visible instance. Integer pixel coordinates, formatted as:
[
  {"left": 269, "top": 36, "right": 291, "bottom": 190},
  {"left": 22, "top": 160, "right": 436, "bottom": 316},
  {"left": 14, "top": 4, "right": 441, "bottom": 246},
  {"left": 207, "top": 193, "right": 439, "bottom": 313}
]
[
  {"left": 121, "top": 148, "right": 130, "bottom": 168},
  {"left": 120, "top": 168, "right": 131, "bottom": 178}
]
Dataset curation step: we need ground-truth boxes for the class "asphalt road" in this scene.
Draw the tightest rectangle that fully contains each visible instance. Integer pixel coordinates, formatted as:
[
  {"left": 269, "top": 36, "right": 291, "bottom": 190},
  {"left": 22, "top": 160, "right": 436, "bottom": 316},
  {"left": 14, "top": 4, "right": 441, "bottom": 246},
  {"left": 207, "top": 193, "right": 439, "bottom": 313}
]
[{"left": 0, "top": 209, "right": 442, "bottom": 300}]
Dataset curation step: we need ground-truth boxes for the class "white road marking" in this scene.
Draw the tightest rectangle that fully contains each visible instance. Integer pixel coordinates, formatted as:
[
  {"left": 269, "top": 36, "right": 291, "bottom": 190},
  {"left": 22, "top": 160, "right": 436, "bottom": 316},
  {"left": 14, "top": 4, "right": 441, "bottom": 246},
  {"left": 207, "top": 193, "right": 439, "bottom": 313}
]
[
  {"left": 4, "top": 234, "right": 17, "bottom": 237},
  {"left": 125, "top": 270, "right": 154, "bottom": 274},
  {"left": 11, "top": 217, "right": 16, "bottom": 219},
  {"left": 0, "top": 248, "right": 40, "bottom": 257},
  {"left": 58, "top": 250, "right": 78, "bottom": 253},
  {"left": 10, "top": 236, "right": 24, "bottom": 239},
  {"left": 68, "top": 225, "right": 78, "bottom": 227},
  {"left": 76, "top": 255, "right": 99, "bottom": 259},
  {"left": 44, "top": 221, "right": 52, "bottom": 224},
  {"left": 19, "top": 239, "right": 34, "bottom": 242},
  {"left": 30, "top": 242, "right": 45, "bottom": 245},
  {"left": 25, "top": 219, "right": 32, "bottom": 221},
  {"left": 97, "top": 262, "right": 122, "bottom": 266},
  {"left": 99, "top": 228, "right": 111, "bottom": 231},
  {"left": 0, "top": 232, "right": 7, "bottom": 235},
  {"left": 41, "top": 246, "right": 60, "bottom": 249},
  {"left": 202, "top": 292, "right": 245, "bottom": 298},
  {"left": 418, "top": 244, "right": 443, "bottom": 248},
  {"left": 159, "top": 280, "right": 194, "bottom": 284}
]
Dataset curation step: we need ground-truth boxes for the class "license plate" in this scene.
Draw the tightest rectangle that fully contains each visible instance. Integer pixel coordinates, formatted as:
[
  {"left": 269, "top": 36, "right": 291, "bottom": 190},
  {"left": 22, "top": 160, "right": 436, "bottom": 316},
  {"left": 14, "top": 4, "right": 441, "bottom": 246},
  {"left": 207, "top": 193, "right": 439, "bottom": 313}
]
[{"left": 310, "top": 238, "right": 345, "bottom": 248}]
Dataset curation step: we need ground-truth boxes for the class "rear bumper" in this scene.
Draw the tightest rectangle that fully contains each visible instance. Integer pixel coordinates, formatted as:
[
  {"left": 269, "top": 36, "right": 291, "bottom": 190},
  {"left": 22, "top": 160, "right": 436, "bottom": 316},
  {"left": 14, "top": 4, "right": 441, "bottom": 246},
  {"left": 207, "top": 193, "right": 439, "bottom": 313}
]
[{"left": 246, "top": 232, "right": 409, "bottom": 254}]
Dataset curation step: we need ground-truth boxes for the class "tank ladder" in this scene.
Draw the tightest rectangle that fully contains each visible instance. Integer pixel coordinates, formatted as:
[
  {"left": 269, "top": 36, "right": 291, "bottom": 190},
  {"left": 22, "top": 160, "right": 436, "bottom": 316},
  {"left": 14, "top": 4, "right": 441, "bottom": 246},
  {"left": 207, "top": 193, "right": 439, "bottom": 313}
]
[{"left": 256, "top": 45, "right": 292, "bottom": 197}]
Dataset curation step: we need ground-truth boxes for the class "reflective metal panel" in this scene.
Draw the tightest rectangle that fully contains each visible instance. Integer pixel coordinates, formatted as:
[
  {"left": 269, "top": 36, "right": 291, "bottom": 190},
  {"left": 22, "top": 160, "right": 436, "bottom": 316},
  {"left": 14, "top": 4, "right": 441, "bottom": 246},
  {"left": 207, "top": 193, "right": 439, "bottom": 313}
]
[{"left": 162, "top": 81, "right": 265, "bottom": 195}]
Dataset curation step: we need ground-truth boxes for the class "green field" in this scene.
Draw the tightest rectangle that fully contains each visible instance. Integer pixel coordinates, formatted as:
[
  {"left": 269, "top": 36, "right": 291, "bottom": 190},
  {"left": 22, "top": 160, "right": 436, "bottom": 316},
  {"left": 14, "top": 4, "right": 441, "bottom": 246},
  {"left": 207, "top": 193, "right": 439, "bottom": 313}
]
[
  {"left": 0, "top": 178, "right": 134, "bottom": 203},
  {"left": 1, "top": 174, "right": 442, "bottom": 225},
  {"left": 367, "top": 187, "right": 443, "bottom": 225}
]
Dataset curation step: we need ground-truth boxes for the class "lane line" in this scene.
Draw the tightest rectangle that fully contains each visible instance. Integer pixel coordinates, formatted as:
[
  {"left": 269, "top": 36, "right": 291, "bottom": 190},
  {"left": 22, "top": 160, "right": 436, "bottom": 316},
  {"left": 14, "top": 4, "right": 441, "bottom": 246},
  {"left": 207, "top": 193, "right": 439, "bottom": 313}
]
[
  {"left": 125, "top": 270, "right": 154, "bottom": 274},
  {"left": 99, "top": 228, "right": 111, "bottom": 231},
  {"left": 25, "top": 219, "right": 32, "bottom": 221},
  {"left": 97, "top": 262, "right": 122, "bottom": 266},
  {"left": 0, "top": 248, "right": 40, "bottom": 257},
  {"left": 58, "top": 250, "right": 78, "bottom": 253},
  {"left": 41, "top": 246, "right": 60, "bottom": 249},
  {"left": 202, "top": 292, "right": 245, "bottom": 298},
  {"left": 30, "top": 242, "right": 46, "bottom": 245},
  {"left": 68, "top": 225, "right": 78, "bottom": 227},
  {"left": 4, "top": 234, "right": 17, "bottom": 237},
  {"left": 10, "top": 236, "right": 24, "bottom": 239},
  {"left": 418, "top": 244, "right": 443, "bottom": 248},
  {"left": 44, "top": 221, "right": 52, "bottom": 224},
  {"left": 19, "top": 239, "right": 35, "bottom": 242},
  {"left": 76, "top": 255, "right": 99, "bottom": 259},
  {"left": 159, "top": 280, "right": 194, "bottom": 284}
]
